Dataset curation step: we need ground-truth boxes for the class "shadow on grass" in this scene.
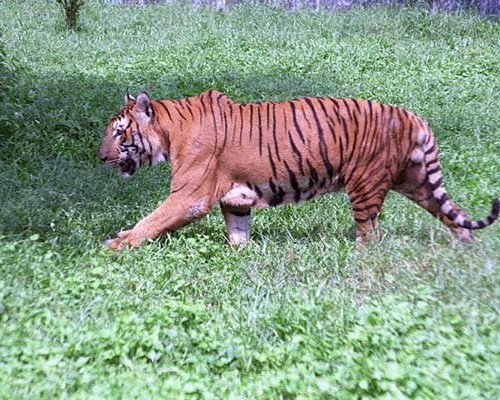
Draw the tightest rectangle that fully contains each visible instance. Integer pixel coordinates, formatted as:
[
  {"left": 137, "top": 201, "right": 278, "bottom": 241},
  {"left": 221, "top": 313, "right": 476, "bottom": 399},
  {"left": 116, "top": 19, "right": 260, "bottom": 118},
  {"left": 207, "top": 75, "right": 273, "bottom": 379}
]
[{"left": 0, "top": 69, "right": 355, "bottom": 246}]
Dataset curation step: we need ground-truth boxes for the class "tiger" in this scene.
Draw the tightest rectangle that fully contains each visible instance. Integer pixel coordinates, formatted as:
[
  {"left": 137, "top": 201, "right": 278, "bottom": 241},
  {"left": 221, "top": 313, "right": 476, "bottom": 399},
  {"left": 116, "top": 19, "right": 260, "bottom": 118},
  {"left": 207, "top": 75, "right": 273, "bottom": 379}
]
[{"left": 98, "top": 90, "right": 499, "bottom": 249}]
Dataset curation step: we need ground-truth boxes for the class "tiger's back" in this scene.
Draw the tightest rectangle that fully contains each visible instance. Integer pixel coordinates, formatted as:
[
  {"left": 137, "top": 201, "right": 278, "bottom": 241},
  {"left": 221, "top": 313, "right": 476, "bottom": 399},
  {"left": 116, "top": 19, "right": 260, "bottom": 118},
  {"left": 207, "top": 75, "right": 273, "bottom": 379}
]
[
  {"left": 218, "top": 95, "right": 426, "bottom": 210},
  {"left": 99, "top": 90, "right": 499, "bottom": 249}
]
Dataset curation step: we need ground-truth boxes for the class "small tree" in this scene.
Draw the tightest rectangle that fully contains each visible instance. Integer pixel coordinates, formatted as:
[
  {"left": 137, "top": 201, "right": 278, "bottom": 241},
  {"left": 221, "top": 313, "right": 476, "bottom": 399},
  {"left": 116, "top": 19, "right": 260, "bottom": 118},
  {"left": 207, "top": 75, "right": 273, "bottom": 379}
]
[{"left": 56, "top": 0, "right": 85, "bottom": 30}]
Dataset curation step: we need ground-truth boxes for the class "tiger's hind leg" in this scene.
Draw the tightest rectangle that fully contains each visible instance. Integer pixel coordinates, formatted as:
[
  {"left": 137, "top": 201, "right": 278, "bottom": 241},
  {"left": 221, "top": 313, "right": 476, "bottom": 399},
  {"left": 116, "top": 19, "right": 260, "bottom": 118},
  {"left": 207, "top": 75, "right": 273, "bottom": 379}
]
[
  {"left": 394, "top": 162, "right": 474, "bottom": 243},
  {"left": 347, "top": 175, "right": 391, "bottom": 248},
  {"left": 220, "top": 205, "right": 252, "bottom": 246}
]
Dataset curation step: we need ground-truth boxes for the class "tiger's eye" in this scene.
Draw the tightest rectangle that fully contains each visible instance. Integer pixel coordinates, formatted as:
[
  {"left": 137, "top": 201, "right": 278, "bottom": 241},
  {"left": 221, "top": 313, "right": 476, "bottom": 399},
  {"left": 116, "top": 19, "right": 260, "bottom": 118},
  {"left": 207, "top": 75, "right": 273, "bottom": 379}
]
[{"left": 113, "top": 129, "right": 124, "bottom": 138}]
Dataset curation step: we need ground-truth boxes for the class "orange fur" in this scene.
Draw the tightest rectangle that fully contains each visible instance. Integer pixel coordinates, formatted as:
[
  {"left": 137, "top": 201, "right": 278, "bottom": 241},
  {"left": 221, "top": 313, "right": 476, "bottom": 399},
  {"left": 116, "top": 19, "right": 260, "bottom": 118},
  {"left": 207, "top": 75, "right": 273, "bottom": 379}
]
[{"left": 99, "top": 90, "right": 499, "bottom": 249}]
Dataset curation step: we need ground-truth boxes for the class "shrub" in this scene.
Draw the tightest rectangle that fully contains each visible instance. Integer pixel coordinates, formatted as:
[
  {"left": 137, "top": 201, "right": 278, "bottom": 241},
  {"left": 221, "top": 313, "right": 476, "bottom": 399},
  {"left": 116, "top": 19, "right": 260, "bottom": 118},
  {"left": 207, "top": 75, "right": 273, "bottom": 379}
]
[
  {"left": 55, "top": 0, "right": 86, "bottom": 30},
  {"left": 0, "top": 35, "right": 21, "bottom": 140}
]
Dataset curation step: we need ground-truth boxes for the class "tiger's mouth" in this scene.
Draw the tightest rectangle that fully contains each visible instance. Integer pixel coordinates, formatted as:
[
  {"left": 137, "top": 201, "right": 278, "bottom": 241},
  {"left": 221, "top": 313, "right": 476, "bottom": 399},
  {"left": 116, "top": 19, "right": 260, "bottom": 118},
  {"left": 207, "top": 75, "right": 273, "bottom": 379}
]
[
  {"left": 102, "top": 156, "right": 138, "bottom": 178},
  {"left": 118, "top": 159, "right": 137, "bottom": 178}
]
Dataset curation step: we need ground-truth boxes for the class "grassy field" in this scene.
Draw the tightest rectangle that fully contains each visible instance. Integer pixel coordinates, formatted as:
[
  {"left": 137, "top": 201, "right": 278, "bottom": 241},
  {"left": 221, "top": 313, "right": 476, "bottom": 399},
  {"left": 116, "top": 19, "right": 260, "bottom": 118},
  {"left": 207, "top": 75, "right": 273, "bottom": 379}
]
[{"left": 1, "top": 1, "right": 499, "bottom": 398}]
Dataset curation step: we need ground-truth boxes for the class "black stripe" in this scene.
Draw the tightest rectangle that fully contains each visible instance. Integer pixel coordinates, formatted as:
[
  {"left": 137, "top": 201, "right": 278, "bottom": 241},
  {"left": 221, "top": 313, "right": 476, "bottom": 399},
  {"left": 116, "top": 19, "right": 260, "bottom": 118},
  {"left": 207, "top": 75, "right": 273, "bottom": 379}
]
[
  {"left": 345, "top": 100, "right": 359, "bottom": 171},
  {"left": 425, "top": 158, "right": 439, "bottom": 168},
  {"left": 351, "top": 98, "right": 361, "bottom": 113},
  {"left": 267, "top": 144, "right": 278, "bottom": 179},
  {"left": 136, "top": 128, "right": 146, "bottom": 150},
  {"left": 156, "top": 101, "right": 174, "bottom": 123},
  {"left": 217, "top": 93, "right": 228, "bottom": 150},
  {"left": 184, "top": 102, "right": 195, "bottom": 119},
  {"left": 300, "top": 102, "right": 312, "bottom": 129},
  {"left": 328, "top": 98, "right": 342, "bottom": 125},
  {"left": 288, "top": 131, "right": 305, "bottom": 176},
  {"left": 170, "top": 181, "right": 189, "bottom": 194},
  {"left": 403, "top": 109, "right": 414, "bottom": 161},
  {"left": 122, "top": 118, "right": 132, "bottom": 131},
  {"left": 337, "top": 132, "right": 344, "bottom": 176},
  {"left": 269, "top": 186, "right": 285, "bottom": 207},
  {"left": 447, "top": 210, "right": 458, "bottom": 220},
  {"left": 328, "top": 98, "right": 340, "bottom": 108},
  {"left": 402, "top": 108, "right": 413, "bottom": 141},
  {"left": 304, "top": 97, "right": 334, "bottom": 179},
  {"left": 208, "top": 93, "right": 218, "bottom": 142},
  {"left": 231, "top": 103, "right": 238, "bottom": 144},
  {"left": 340, "top": 100, "right": 351, "bottom": 153},
  {"left": 272, "top": 103, "right": 281, "bottom": 161},
  {"left": 174, "top": 103, "right": 188, "bottom": 121},
  {"left": 249, "top": 104, "right": 254, "bottom": 141},
  {"left": 425, "top": 144, "right": 436, "bottom": 155},
  {"left": 200, "top": 95, "right": 208, "bottom": 119},
  {"left": 317, "top": 98, "right": 337, "bottom": 143},
  {"left": 257, "top": 105, "right": 263, "bottom": 156},
  {"left": 379, "top": 103, "right": 386, "bottom": 132},
  {"left": 308, "top": 177, "right": 315, "bottom": 189},
  {"left": 266, "top": 103, "right": 271, "bottom": 132},
  {"left": 438, "top": 193, "right": 448, "bottom": 206},
  {"left": 289, "top": 101, "right": 305, "bottom": 144},
  {"left": 269, "top": 178, "right": 277, "bottom": 194},
  {"left": 306, "top": 159, "right": 318, "bottom": 183},
  {"left": 427, "top": 166, "right": 440, "bottom": 176},
  {"left": 429, "top": 178, "right": 443, "bottom": 191},
  {"left": 254, "top": 185, "right": 263, "bottom": 198},
  {"left": 392, "top": 108, "right": 404, "bottom": 166},
  {"left": 284, "top": 160, "right": 301, "bottom": 202},
  {"left": 238, "top": 105, "right": 244, "bottom": 145},
  {"left": 463, "top": 220, "right": 472, "bottom": 229},
  {"left": 122, "top": 143, "right": 139, "bottom": 152}
]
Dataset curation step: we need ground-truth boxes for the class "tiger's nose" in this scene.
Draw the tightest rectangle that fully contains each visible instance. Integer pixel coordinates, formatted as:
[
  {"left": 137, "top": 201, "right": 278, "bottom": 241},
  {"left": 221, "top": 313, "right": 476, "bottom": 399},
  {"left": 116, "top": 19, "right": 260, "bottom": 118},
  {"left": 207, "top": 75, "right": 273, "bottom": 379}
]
[{"left": 98, "top": 148, "right": 107, "bottom": 162}]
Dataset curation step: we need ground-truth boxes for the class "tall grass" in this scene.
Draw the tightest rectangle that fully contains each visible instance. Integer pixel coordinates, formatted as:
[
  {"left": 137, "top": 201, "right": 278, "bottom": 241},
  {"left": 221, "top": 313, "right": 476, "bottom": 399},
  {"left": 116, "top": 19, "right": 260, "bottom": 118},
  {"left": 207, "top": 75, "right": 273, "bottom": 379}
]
[{"left": 0, "top": 1, "right": 499, "bottom": 398}]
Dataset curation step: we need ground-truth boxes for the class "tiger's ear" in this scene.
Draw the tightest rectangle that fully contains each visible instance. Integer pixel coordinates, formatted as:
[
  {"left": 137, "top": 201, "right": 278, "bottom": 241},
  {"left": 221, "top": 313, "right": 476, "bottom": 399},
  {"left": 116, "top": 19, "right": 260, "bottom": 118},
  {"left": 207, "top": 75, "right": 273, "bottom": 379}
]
[
  {"left": 136, "top": 92, "right": 153, "bottom": 120},
  {"left": 124, "top": 90, "right": 135, "bottom": 105}
]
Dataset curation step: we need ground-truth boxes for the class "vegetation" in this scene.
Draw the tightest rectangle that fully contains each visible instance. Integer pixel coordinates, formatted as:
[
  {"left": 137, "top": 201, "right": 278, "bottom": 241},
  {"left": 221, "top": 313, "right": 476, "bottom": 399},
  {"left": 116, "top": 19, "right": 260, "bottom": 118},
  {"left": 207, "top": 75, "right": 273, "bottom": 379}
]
[
  {"left": 55, "top": 0, "right": 87, "bottom": 30},
  {"left": 0, "top": 1, "right": 499, "bottom": 398},
  {"left": 114, "top": 0, "right": 500, "bottom": 17}
]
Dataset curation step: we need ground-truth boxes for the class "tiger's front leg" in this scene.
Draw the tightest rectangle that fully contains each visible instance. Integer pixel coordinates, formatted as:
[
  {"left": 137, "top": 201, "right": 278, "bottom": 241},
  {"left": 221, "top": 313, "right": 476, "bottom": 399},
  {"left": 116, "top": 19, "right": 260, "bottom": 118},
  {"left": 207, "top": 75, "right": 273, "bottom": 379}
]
[{"left": 106, "top": 191, "right": 216, "bottom": 250}]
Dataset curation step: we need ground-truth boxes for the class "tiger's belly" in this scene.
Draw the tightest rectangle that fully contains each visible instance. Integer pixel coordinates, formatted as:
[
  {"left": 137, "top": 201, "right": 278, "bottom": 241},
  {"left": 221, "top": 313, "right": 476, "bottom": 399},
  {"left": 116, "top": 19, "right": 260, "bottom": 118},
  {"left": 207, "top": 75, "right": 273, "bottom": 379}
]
[{"left": 220, "top": 176, "right": 343, "bottom": 209}]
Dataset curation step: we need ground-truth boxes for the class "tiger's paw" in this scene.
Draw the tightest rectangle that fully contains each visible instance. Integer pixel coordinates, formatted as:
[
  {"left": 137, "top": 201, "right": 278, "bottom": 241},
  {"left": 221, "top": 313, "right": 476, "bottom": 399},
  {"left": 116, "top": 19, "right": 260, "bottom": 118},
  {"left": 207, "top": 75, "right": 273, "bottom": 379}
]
[{"left": 105, "top": 229, "right": 146, "bottom": 250}]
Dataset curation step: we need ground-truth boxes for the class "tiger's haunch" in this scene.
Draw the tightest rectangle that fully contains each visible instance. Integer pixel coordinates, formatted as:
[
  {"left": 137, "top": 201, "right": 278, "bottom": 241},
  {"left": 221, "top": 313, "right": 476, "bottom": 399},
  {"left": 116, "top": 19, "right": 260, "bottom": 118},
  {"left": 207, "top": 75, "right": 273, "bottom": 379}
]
[{"left": 98, "top": 90, "right": 499, "bottom": 249}]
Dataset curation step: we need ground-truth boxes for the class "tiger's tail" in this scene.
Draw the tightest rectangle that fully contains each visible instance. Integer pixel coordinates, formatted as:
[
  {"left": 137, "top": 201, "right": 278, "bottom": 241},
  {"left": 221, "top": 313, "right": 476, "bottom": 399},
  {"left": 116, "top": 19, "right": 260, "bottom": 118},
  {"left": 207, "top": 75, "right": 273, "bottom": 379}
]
[{"left": 419, "top": 129, "right": 499, "bottom": 230}]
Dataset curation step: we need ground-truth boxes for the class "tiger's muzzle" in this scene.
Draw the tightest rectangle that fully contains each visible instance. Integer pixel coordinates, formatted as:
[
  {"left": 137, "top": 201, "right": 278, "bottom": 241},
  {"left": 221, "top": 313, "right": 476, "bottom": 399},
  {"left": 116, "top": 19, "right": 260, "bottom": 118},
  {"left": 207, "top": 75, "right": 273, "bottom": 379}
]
[{"left": 99, "top": 154, "right": 137, "bottom": 178}]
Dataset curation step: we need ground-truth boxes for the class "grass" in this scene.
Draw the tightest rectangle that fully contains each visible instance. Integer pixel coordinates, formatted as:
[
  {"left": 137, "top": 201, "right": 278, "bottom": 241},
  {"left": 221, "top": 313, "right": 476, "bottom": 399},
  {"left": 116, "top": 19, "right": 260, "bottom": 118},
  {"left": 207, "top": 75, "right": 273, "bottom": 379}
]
[{"left": 1, "top": 1, "right": 499, "bottom": 398}]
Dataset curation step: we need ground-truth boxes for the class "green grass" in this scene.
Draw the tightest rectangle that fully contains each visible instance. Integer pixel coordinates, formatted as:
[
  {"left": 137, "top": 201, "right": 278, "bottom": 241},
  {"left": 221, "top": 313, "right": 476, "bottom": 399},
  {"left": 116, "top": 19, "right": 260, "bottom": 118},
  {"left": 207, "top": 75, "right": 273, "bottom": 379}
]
[{"left": 1, "top": 1, "right": 499, "bottom": 398}]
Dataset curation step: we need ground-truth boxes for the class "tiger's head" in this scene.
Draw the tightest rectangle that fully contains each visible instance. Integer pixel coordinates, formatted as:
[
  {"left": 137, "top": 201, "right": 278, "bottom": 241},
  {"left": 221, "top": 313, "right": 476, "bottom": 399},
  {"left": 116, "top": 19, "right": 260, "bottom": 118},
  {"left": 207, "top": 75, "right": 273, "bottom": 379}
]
[{"left": 99, "top": 92, "right": 168, "bottom": 177}]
